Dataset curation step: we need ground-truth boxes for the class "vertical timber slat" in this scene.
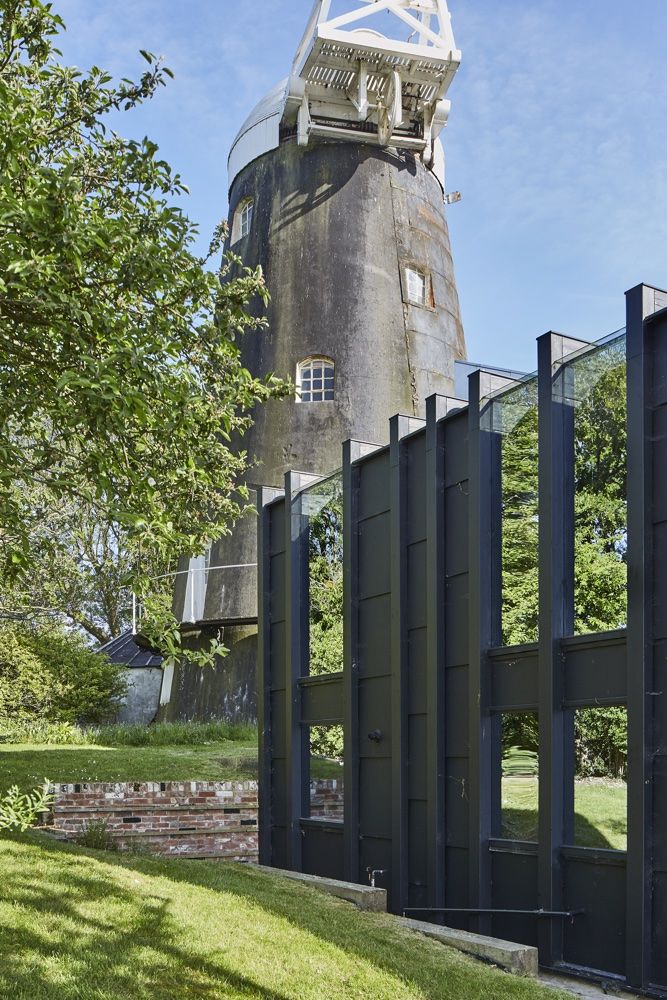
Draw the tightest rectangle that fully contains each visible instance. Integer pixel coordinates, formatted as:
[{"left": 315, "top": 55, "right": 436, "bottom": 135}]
[
  {"left": 390, "top": 416, "right": 421, "bottom": 912},
  {"left": 256, "top": 487, "right": 284, "bottom": 866},
  {"left": 343, "top": 439, "right": 381, "bottom": 885},
  {"left": 284, "top": 470, "right": 320, "bottom": 871},
  {"left": 625, "top": 284, "right": 667, "bottom": 989},
  {"left": 537, "top": 333, "right": 588, "bottom": 965},
  {"left": 467, "top": 371, "right": 512, "bottom": 934},
  {"left": 425, "top": 394, "right": 467, "bottom": 911}
]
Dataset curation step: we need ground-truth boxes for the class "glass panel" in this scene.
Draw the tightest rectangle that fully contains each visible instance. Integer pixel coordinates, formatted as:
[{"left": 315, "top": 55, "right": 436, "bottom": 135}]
[
  {"left": 324, "top": 367, "right": 334, "bottom": 379},
  {"left": 302, "top": 473, "right": 344, "bottom": 676},
  {"left": 313, "top": 379, "right": 322, "bottom": 389},
  {"left": 301, "top": 391, "right": 311, "bottom": 402},
  {"left": 309, "top": 724, "right": 344, "bottom": 820},
  {"left": 313, "top": 367, "right": 322, "bottom": 378},
  {"left": 324, "top": 390, "right": 334, "bottom": 401},
  {"left": 407, "top": 267, "right": 426, "bottom": 305},
  {"left": 494, "top": 376, "right": 539, "bottom": 646},
  {"left": 573, "top": 706, "right": 627, "bottom": 850},
  {"left": 500, "top": 711, "right": 539, "bottom": 841},
  {"left": 241, "top": 202, "right": 253, "bottom": 237},
  {"left": 558, "top": 333, "right": 627, "bottom": 635}
]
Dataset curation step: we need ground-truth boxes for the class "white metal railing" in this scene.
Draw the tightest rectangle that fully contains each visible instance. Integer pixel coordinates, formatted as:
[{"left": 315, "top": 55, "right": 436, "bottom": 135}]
[{"left": 131, "top": 562, "right": 258, "bottom": 635}]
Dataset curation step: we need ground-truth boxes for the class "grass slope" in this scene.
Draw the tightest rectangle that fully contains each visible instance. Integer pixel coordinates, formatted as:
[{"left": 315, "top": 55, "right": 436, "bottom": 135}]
[
  {"left": 0, "top": 741, "right": 258, "bottom": 790},
  {"left": 502, "top": 777, "right": 627, "bottom": 850},
  {"left": 0, "top": 833, "right": 569, "bottom": 1000}
]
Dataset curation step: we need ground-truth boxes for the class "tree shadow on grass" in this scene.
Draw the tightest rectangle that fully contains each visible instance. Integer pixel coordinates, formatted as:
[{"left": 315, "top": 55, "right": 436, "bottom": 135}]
[
  {"left": 10, "top": 834, "right": 556, "bottom": 1000},
  {"left": 0, "top": 837, "right": 292, "bottom": 1000},
  {"left": 501, "top": 809, "right": 617, "bottom": 850}
]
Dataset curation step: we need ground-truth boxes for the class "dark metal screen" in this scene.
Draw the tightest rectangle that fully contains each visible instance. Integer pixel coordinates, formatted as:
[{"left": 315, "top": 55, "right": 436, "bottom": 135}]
[{"left": 257, "top": 283, "right": 667, "bottom": 995}]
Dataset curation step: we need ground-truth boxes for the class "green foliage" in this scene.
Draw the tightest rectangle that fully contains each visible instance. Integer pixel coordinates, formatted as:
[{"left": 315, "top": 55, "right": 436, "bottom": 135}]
[
  {"left": 501, "top": 343, "right": 627, "bottom": 647},
  {"left": 310, "top": 724, "right": 344, "bottom": 763},
  {"left": 572, "top": 347, "right": 627, "bottom": 633},
  {"left": 502, "top": 747, "right": 538, "bottom": 777},
  {"left": 307, "top": 478, "right": 344, "bottom": 678},
  {"left": 575, "top": 707, "right": 627, "bottom": 779},
  {"left": 502, "top": 712, "right": 539, "bottom": 754},
  {"left": 0, "top": 1, "right": 287, "bottom": 660},
  {"left": 0, "top": 782, "right": 52, "bottom": 831},
  {"left": 0, "top": 623, "right": 126, "bottom": 724},
  {"left": 74, "top": 819, "right": 117, "bottom": 852},
  {"left": 0, "top": 717, "right": 89, "bottom": 745},
  {"left": 500, "top": 342, "right": 628, "bottom": 778},
  {"left": 0, "top": 503, "right": 142, "bottom": 643},
  {"left": 0, "top": 717, "right": 257, "bottom": 747},
  {"left": 92, "top": 720, "right": 257, "bottom": 748},
  {"left": 305, "top": 479, "right": 345, "bottom": 760},
  {"left": 500, "top": 382, "right": 540, "bottom": 647}
]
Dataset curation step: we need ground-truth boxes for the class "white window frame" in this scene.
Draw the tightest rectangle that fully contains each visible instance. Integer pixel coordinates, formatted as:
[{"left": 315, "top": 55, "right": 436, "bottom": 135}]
[
  {"left": 296, "top": 357, "right": 335, "bottom": 403},
  {"left": 231, "top": 197, "right": 254, "bottom": 244},
  {"left": 405, "top": 265, "right": 428, "bottom": 306}
]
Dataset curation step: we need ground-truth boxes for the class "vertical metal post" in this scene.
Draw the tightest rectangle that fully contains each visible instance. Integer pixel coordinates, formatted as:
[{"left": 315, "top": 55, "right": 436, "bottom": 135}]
[
  {"left": 284, "top": 470, "right": 320, "bottom": 872},
  {"left": 467, "top": 370, "right": 511, "bottom": 934},
  {"left": 537, "top": 333, "right": 588, "bottom": 966},
  {"left": 625, "top": 283, "right": 667, "bottom": 988},
  {"left": 390, "top": 414, "right": 412, "bottom": 913},
  {"left": 343, "top": 439, "right": 379, "bottom": 885},
  {"left": 257, "top": 486, "right": 284, "bottom": 866},
  {"left": 425, "top": 394, "right": 466, "bottom": 911}
]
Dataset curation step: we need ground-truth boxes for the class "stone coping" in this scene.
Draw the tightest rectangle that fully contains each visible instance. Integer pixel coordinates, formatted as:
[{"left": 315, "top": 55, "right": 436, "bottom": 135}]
[
  {"left": 396, "top": 916, "right": 538, "bottom": 977},
  {"left": 48, "top": 780, "right": 260, "bottom": 794},
  {"left": 250, "top": 865, "right": 387, "bottom": 912}
]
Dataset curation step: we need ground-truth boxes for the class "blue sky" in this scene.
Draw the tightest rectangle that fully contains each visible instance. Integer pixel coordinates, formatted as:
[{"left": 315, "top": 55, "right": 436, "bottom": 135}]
[{"left": 55, "top": 0, "right": 667, "bottom": 372}]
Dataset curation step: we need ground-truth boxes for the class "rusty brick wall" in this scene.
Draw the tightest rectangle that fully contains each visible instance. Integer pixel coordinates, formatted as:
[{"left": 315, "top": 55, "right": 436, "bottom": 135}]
[
  {"left": 46, "top": 781, "right": 260, "bottom": 860},
  {"left": 309, "top": 779, "right": 344, "bottom": 821},
  {"left": 46, "top": 779, "right": 346, "bottom": 859}
]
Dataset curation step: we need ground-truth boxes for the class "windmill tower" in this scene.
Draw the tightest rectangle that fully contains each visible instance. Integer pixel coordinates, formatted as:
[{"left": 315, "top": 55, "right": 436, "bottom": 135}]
[{"left": 171, "top": 0, "right": 467, "bottom": 714}]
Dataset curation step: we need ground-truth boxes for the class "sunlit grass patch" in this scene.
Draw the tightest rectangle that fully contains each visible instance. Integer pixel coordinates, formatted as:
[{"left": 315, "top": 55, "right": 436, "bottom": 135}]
[{"left": 0, "top": 833, "right": 572, "bottom": 1000}]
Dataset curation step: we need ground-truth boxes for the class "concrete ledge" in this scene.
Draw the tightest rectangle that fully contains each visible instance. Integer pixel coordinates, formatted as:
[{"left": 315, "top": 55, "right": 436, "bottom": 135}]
[
  {"left": 396, "top": 917, "right": 539, "bottom": 978},
  {"left": 250, "top": 865, "right": 387, "bottom": 912}
]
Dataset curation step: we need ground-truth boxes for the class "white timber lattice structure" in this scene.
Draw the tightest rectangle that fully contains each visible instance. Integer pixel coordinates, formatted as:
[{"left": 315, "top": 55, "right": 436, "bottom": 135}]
[
  {"left": 227, "top": 0, "right": 461, "bottom": 191},
  {"left": 286, "top": 0, "right": 460, "bottom": 163}
]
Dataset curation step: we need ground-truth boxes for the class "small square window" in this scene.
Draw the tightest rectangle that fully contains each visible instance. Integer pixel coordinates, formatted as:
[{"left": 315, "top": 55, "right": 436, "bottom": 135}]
[{"left": 406, "top": 266, "right": 427, "bottom": 306}]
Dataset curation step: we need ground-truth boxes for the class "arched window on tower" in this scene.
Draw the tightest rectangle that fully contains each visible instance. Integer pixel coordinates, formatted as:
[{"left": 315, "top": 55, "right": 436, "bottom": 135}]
[
  {"left": 231, "top": 197, "right": 254, "bottom": 244},
  {"left": 297, "top": 357, "right": 335, "bottom": 403}
]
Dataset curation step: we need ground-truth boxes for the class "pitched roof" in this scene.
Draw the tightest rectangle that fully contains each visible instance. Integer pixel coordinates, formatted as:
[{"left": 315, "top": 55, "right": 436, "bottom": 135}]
[{"left": 98, "top": 631, "right": 162, "bottom": 669}]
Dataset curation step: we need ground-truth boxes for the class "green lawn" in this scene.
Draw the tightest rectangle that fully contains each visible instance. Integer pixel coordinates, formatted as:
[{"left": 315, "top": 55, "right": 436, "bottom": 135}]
[
  {"left": 0, "top": 833, "right": 570, "bottom": 1000},
  {"left": 502, "top": 776, "right": 627, "bottom": 850},
  {"left": 0, "top": 741, "right": 258, "bottom": 791}
]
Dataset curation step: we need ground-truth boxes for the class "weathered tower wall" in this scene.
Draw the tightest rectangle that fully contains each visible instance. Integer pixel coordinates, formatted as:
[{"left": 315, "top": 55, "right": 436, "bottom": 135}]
[
  {"left": 166, "top": 0, "right": 467, "bottom": 720},
  {"left": 204, "top": 136, "right": 465, "bottom": 626}
]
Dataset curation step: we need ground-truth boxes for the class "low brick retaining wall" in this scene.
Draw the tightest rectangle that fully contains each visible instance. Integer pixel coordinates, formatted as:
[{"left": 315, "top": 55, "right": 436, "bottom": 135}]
[
  {"left": 47, "top": 781, "right": 260, "bottom": 860},
  {"left": 310, "top": 780, "right": 344, "bottom": 820},
  {"left": 46, "top": 778, "right": 344, "bottom": 860}
]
